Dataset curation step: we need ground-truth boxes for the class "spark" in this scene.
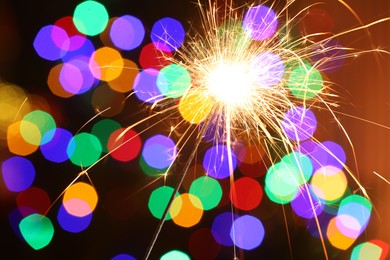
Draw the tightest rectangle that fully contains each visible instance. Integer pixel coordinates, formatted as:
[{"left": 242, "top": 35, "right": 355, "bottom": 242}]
[{"left": 374, "top": 171, "right": 390, "bottom": 185}]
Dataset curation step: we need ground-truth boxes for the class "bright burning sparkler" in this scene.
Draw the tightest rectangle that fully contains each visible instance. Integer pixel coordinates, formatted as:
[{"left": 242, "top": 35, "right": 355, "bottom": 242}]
[
  {"left": 2, "top": 0, "right": 390, "bottom": 259},
  {"left": 140, "top": 1, "right": 390, "bottom": 258}
]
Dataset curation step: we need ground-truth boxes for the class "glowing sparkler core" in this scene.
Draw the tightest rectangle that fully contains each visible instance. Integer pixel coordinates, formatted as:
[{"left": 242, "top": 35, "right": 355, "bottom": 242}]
[{"left": 206, "top": 62, "right": 253, "bottom": 107}]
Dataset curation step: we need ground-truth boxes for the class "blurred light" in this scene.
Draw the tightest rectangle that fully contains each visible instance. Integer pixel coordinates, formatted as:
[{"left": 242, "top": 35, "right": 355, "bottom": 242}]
[
  {"left": 40, "top": 128, "right": 73, "bottom": 163},
  {"left": 63, "top": 182, "right": 98, "bottom": 217},
  {"left": 243, "top": 5, "right": 278, "bottom": 40},
  {"left": 179, "top": 89, "right": 213, "bottom": 124},
  {"left": 20, "top": 110, "right": 56, "bottom": 146},
  {"left": 336, "top": 195, "right": 372, "bottom": 238},
  {"left": 189, "top": 176, "right": 222, "bottom": 210},
  {"left": 311, "top": 40, "right": 345, "bottom": 73},
  {"left": 139, "top": 42, "right": 173, "bottom": 70},
  {"left": 54, "top": 16, "right": 87, "bottom": 51},
  {"left": 151, "top": 17, "right": 185, "bottom": 52},
  {"left": 16, "top": 187, "right": 51, "bottom": 217},
  {"left": 326, "top": 216, "right": 356, "bottom": 250},
  {"left": 33, "top": 25, "right": 68, "bottom": 61},
  {"left": 310, "top": 166, "right": 347, "bottom": 203},
  {"left": 91, "top": 84, "right": 125, "bottom": 117},
  {"left": 230, "top": 177, "right": 263, "bottom": 211},
  {"left": 306, "top": 211, "right": 334, "bottom": 239},
  {"left": 57, "top": 204, "right": 92, "bottom": 233},
  {"left": 160, "top": 250, "right": 190, "bottom": 260},
  {"left": 8, "top": 208, "right": 24, "bottom": 240},
  {"left": 133, "top": 68, "right": 163, "bottom": 103},
  {"left": 288, "top": 64, "right": 323, "bottom": 100},
  {"left": 89, "top": 47, "right": 124, "bottom": 81},
  {"left": 110, "top": 15, "right": 145, "bottom": 50},
  {"left": 139, "top": 156, "right": 166, "bottom": 176},
  {"left": 73, "top": 1, "right": 109, "bottom": 36},
  {"left": 211, "top": 212, "right": 238, "bottom": 246},
  {"left": 282, "top": 106, "right": 317, "bottom": 141},
  {"left": 19, "top": 214, "right": 54, "bottom": 250},
  {"left": 111, "top": 254, "right": 137, "bottom": 260},
  {"left": 107, "top": 128, "right": 142, "bottom": 162},
  {"left": 311, "top": 141, "right": 346, "bottom": 172},
  {"left": 2, "top": 156, "right": 35, "bottom": 192},
  {"left": 157, "top": 64, "right": 191, "bottom": 98},
  {"left": 170, "top": 193, "right": 203, "bottom": 228},
  {"left": 108, "top": 59, "right": 139, "bottom": 93},
  {"left": 0, "top": 82, "right": 31, "bottom": 141},
  {"left": 142, "top": 134, "right": 176, "bottom": 170},
  {"left": 291, "top": 184, "right": 324, "bottom": 219},
  {"left": 188, "top": 228, "right": 221, "bottom": 260},
  {"left": 61, "top": 37, "right": 95, "bottom": 63},
  {"left": 47, "top": 64, "right": 74, "bottom": 98},
  {"left": 60, "top": 56, "right": 97, "bottom": 94},
  {"left": 351, "top": 240, "right": 389, "bottom": 260},
  {"left": 251, "top": 52, "right": 284, "bottom": 86},
  {"left": 91, "top": 119, "right": 121, "bottom": 153},
  {"left": 7, "top": 121, "right": 39, "bottom": 155},
  {"left": 203, "top": 145, "right": 237, "bottom": 179},
  {"left": 230, "top": 215, "right": 265, "bottom": 250},
  {"left": 264, "top": 161, "right": 301, "bottom": 204},
  {"left": 148, "top": 186, "right": 179, "bottom": 220},
  {"left": 200, "top": 113, "right": 226, "bottom": 143},
  {"left": 66, "top": 132, "right": 102, "bottom": 167},
  {"left": 281, "top": 151, "right": 313, "bottom": 182}
]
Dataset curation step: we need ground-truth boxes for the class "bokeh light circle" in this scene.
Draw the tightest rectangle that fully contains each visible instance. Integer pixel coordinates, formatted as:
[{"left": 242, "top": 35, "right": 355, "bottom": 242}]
[
  {"left": 189, "top": 176, "right": 222, "bottom": 210},
  {"left": 179, "top": 89, "right": 213, "bottom": 124},
  {"left": 160, "top": 250, "right": 190, "bottom": 260},
  {"left": 142, "top": 134, "right": 177, "bottom": 170},
  {"left": 203, "top": 144, "right": 237, "bottom": 179},
  {"left": 133, "top": 68, "right": 163, "bottom": 103},
  {"left": 148, "top": 186, "right": 179, "bottom": 220},
  {"left": 63, "top": 182, "right": 98, "bottom": 217},
  {"left": 57, "top": 204, "right": 92, "bottom": 233},
  {"left": 110, "top": 15, "right": 145, "bottom": 50},
  {"left": 212, "top": 212, "right": 239, "bottom": 246},
  {"left": 19, "top": 213, "right": 54, "bottom": 250},
  {"left": 20, "top": 110, "right": 56, "bottom": 146},
  {"left": 170, "top": 193, "right": 203, "bottom": 228},
  {"left": 243, "top": 5, "right": 278, "bottom": 40},
  {"left": 40, "top": 128, "right": 73, "bottom": 163},
  {"left": 251, "top": 51, "right": 285, "bottom": 86},
  {"left": 230, "top": 177, "right": 263, "bottom": 211},
  {"left": 67, "top": 132, "right": 102, "bottom": 167},
  {"left": 73, "top": 0, "right": 109, "bottom": 36},
  {"left": 107, "top": 128, "right": 142, "bottom": 162},
  {"left": 230, "top": 215, "right": 265, "bottom": 250},
  {"left": 150, "top": 17, "right": 185, "bottom": 52},
  {"left": 2, "top": 156, "right": 35, "bottom": 192},
  {"left": 287, "top": 64, "right": 323, "bottom": 100},
  {"left": 282, "top": 106, "right": 317, "bottom": 141},
  {"left": 310, "top": 165, "right": 347, "bottom": 203},
  {"left": 157, "top": 64, "right": 191, "bottom": 98},
  {"left": 33, "top": 25, "right": 69, "bottom": 61}
]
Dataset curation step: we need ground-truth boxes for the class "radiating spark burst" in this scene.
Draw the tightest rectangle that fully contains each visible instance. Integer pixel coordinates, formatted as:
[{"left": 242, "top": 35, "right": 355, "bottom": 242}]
[
  {"left": 139, "top": 0, "right": 389, "bottom": 259},
  {"left": 29, "top": 0, "right": 390, "bottom": 259}
]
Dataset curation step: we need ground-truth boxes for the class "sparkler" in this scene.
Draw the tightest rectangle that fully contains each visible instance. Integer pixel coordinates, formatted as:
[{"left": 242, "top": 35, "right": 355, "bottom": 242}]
[
  {"left": 140, "top": 1, "right": 389, "bottom": 257},
  {"left": 2, "top": 0, "right": 390, "bottom": 259}
]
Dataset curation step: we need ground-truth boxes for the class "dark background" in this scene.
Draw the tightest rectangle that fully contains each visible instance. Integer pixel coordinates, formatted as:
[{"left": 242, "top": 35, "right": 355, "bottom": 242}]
[{"left": 0, "top": 0, "right": 389, "bottom": 259}]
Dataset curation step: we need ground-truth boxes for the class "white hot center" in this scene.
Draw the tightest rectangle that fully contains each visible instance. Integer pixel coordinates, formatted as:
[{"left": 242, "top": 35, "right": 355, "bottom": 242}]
[{"left": 206, "top": 62, "right": 253, "bottom": 107}]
